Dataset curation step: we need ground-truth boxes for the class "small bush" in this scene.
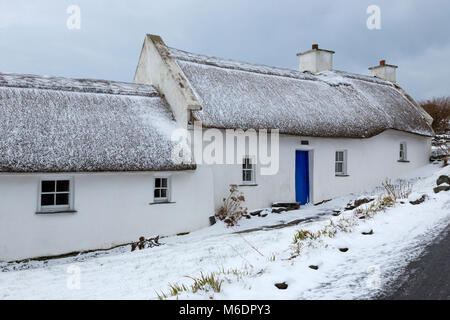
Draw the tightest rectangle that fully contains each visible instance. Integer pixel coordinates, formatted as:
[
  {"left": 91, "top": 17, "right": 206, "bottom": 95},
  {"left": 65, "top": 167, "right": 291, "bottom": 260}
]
[
  {"left": 131, "top": 235, "right": 162, "bottom": 252},
  {"left": 216, "top": 185, "right": 248, "bottom": 227},
  {"left": 382, "top": 179, "right": 412, "bottom": 201}
]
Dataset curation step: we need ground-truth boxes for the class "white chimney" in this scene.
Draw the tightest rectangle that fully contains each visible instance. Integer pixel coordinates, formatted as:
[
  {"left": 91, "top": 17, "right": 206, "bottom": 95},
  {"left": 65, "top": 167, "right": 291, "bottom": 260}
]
[
  {"left": 369, "top": 60, "right": 398, "bottom": 82},
  {"left": 297, "top": 44, "right": 335, "bottom": 74}
]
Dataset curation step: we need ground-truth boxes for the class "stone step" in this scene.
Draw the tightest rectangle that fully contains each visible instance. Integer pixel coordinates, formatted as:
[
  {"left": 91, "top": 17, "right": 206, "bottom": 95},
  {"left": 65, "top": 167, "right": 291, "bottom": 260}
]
[{"left": 271, "top": 202, "right": 300, "bottom": 210}]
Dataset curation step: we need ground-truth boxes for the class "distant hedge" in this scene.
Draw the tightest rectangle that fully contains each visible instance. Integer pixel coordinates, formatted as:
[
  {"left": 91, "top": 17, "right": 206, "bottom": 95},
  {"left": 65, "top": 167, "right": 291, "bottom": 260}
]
[{"left": 421, "top": 96, "right": 450, "bottom": 133}]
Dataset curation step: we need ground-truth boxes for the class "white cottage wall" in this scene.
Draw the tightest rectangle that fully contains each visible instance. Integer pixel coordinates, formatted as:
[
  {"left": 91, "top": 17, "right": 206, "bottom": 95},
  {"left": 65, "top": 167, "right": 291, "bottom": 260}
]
[
  {"left": 0, "top": 167, "right": 214, "bottom": 261},
  {"left": 201, "top": 129, "right": 431, "bottom": 211},
  {"left": 134, "top": 35, "right": 201, "bottom": 129}
]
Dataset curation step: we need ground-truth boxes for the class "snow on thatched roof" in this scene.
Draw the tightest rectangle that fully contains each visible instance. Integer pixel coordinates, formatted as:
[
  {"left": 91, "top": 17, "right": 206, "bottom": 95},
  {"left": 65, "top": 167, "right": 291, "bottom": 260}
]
[
  {"left": 0, "top": 72, "right": 194, "bottom": 172},
  {"left": 170, "top": 48, "right": 434, "bottom": 138}
]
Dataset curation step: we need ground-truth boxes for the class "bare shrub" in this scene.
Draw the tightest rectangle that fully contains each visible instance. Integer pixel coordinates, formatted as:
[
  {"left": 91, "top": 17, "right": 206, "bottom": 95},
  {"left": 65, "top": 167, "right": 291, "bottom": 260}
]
[
  {"left": 421, "top": 96, "right": 450, "bottom": 133},
  {"left": 131, "top": 235, "right": 162, "bottom": 252},
  {"left": 216, "top": 184, "right": 248, "bottom": 227},
  {"left": 382, "top": 179, "right": 412, "bottom": 201}
]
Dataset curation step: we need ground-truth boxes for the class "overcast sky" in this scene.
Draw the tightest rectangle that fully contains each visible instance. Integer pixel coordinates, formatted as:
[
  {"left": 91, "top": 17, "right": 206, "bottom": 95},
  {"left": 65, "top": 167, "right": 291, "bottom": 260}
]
[{"left": 0, "top": 0, "right": 449, "bottom": 101}]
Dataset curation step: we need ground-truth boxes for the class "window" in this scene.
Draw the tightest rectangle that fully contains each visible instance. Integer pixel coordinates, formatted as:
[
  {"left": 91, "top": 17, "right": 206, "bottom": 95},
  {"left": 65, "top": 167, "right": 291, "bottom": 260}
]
[
  {"left": 335, "top": 150, "right": 347, "bottom": 175},
  {"left": 242, "top": 157, "right": 255, "bottom": 184},
  {"left": 154, "top": 177, "right": 169, "bottom": 202},
  {"left": 399, "top": 142, "right": 407, "bottom": 161},
  {"left": 40, "top": 179, "right": 72, "bottom": 211}
]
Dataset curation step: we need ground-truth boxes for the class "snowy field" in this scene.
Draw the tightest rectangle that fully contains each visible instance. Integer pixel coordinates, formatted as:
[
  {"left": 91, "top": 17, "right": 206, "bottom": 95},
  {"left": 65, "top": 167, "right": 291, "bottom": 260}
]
[{"left": 0, "top": 164, "right": 449, "bottom": 300}]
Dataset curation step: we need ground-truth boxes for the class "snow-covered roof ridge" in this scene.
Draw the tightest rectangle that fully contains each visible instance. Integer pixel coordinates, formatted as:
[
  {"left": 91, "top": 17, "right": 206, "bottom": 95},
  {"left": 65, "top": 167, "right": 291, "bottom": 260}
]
[
  {"left": 169, "top": 47, "right": 434, "bottom": 138},
  {"left": 0, "top": 72, "right": 158, "bottom": 97},
  {"left": 170, "top": 48, "right": 393, "bottom": 87},
  {"left": 0, "top": 74, "right": 194, "bottom": 173}
]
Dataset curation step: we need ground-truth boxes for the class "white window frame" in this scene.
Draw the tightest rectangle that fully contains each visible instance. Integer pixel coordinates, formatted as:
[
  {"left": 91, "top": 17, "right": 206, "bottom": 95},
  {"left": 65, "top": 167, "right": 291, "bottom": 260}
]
[
  {"left": 38, "top": 178, "right": 74, "bottom": 213},
  {"left": 242, "top": 156, "right": 256, "bottom": 184},
  {"left": 335, "top": 150, "right": 348, "bottom": 176},
  {"left": 153, "top": 177, "right": 170, "bottom": 203},
  {"left": 399, "top": 142, "right": 407, "bottom": 161}
]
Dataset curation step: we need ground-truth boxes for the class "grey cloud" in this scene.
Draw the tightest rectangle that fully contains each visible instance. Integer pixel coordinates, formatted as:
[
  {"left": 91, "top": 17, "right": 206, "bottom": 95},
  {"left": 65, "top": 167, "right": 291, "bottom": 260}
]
[{"left": 0, "top": 0, "right": 448, "bottom": 100}]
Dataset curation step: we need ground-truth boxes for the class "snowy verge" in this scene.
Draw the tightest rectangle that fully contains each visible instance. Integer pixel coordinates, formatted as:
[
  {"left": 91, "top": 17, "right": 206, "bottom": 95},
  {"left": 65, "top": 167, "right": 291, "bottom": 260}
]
[{"left": 0, "top": 164, "right": 448, "bottom": 299}]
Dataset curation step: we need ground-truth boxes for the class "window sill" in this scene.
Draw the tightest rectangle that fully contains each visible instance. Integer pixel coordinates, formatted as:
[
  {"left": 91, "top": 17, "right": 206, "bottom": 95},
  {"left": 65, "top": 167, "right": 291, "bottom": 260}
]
[
  {"left": 335, "top": 174, "right": 349, "bottom": 177},
  {"left": 239, "top": 183, "right": 258, "bottom": 187},
  {"left": 397, "top": 160, "right": 410, "bottom": 163},
  {"left": 149, "top": 201, "right": 176, "bottom": 205},
  {"left": 36, "top": 210, "right": 77, "bottom": 215}
]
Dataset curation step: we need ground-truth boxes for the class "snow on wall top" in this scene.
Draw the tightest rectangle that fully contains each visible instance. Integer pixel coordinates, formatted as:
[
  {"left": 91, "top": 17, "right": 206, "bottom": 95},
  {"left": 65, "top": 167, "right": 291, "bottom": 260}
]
[
  {"left": 0, "top": 73, "right": 194, "bottom": 173},
  {"left": 170, "top": 48, "right": 434, "bottom": 138}
]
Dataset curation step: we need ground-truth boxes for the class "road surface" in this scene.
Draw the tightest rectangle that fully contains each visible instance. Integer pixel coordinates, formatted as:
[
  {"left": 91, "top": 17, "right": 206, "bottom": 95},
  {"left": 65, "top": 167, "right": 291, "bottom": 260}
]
[{"left": 379, "top": 222, "right": 450, "bottom": 300}]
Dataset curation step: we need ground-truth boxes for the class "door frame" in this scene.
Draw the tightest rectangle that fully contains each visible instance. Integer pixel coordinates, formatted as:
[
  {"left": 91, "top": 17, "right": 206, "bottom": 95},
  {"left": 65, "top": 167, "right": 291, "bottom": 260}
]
[{"left": 295, "top": 149, "right": 314, "bottom": 204}]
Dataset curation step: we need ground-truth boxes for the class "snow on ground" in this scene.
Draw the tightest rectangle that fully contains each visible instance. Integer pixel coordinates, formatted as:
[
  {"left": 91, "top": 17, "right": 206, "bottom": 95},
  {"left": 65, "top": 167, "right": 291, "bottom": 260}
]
[{"left": 0, "top": 164, "right": 449, "bottom": 299}]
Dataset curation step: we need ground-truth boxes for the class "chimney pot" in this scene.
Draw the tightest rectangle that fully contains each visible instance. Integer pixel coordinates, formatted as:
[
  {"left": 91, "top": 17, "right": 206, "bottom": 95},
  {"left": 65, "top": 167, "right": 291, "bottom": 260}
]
[
  {"left": 297, "top": 45, "right": 334, "bottom": 73},
  {"left": 369, "top": 60, "right": 398, "bottom": 82}
]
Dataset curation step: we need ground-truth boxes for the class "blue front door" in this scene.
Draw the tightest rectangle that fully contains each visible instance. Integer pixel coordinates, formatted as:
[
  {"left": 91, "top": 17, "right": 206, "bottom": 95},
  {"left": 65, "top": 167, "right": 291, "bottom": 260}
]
[{"left": 295, "top": 150, "right": 310, "bottom": 204}]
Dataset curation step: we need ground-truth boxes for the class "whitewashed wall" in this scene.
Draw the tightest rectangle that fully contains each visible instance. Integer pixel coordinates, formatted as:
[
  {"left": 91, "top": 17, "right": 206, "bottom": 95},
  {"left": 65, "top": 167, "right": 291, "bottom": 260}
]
[
  {"left": 0, "top": 167, "right": 214, "bottom": 261},
  {"left": 201, "top": 129, "right": 431, "bottom": 211},
  {"left": 134, "top": 35, "right": 201, "bottom": 129}
]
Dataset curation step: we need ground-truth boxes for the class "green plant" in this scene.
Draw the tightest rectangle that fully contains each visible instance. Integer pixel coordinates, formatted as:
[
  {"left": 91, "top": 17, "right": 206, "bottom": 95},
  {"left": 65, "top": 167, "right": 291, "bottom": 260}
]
[
  {"left": 292, "top": 230, "right": 317, "bottom": 244},
  {"left": 168, "top": 283, "right": 188, "bottom": 296},
  {"left": 188, "top": 272, "right": 223, "bottom": 293}
]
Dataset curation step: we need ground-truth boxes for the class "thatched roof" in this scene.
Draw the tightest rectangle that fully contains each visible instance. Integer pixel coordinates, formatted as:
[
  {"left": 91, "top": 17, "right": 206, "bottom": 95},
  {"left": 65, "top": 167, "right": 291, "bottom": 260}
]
[
  {"left": 170, "top": 48, "right": 434, "bottom": 138},
  {"left": 0, "top": 72, "right": 194, "bottom": 172}
]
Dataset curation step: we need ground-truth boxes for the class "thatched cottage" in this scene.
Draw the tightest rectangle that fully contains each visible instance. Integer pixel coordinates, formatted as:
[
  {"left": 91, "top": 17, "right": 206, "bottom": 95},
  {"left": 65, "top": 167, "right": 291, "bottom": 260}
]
[{"left": 0, "top": 34, "right": 434, "bottom": 261}]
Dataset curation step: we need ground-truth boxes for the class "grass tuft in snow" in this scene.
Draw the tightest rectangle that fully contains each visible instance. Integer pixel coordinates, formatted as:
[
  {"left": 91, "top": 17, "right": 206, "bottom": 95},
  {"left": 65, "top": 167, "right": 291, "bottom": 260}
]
[
  {"left": 291, "top": 193, "right": 400, "bottom": 259},
  {"left": 157, "top": 267, "right": 254, "bottom": 299},
  {"left": 188, "top": 272, "right": 224, "bottom": 294}
]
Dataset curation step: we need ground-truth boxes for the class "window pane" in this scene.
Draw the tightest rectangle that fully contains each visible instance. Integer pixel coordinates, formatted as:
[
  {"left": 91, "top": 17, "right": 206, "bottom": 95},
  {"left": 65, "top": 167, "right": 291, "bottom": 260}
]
[
  {"left": 243, "top": 158, "right": 251, "bottom": 168},
  {"left": 42, "top": 180, "right": 55, "bottom": 193},
  {"left": 244, "top": 170, "right": 252, "bottom": 182},
  {"left": 336, "top": 162, "right": 343, "bottom": 173},
  {"left": 161, "top": 178, "right": 167, "bottom": 188},
  {"left": 57, "top": 180, "right": 70, "bottom": 192},
  {"left": 41, "top": 194, "right": 55, "bottom": 206},
  {"left": 56, "top": 193, "right": 69, "bottom": 205},
  {"left": 154, "top": 189, "right": 160, "bottom": 198},
  {"left": 161, "top": 189, "right": 167, "bottom": 198},
  {"left": 155, "top": 178, "right": 161, "bottom": 188},
  {"left": 336, "top": 152, "right": 343, "bottom": 162}
]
